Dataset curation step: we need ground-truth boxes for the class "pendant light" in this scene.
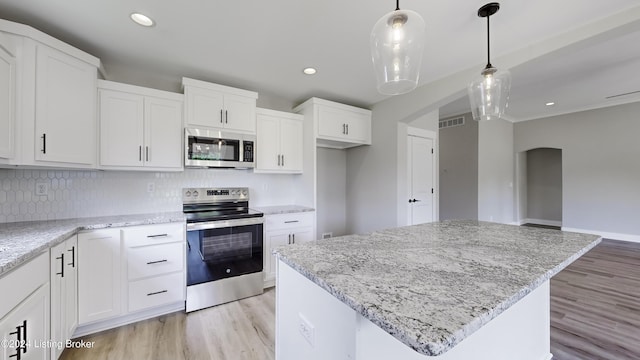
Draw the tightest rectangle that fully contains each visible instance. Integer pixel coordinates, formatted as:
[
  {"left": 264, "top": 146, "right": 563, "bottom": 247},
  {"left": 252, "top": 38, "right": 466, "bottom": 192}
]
[
  {"left": 370, "top": 0, "right": 426, "bottom": 95},
  {"left": 467, "top": 2, "right": 511, "bottom": 121}
]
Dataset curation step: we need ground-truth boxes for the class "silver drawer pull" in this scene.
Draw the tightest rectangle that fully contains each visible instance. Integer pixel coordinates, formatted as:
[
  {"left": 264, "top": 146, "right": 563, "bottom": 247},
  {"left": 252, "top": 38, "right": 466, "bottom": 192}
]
[
  {"left": 147, "top": 233, "right": 168, "bottom": 238},
  {"left": 146, "top": 259, "right": 168, "bottom": 265},
  {"left": 147, "top": 290, "right": 168, "bottom": 296},
  {"left": 284, "top": 220, "right": 299, "bottom": 224}
]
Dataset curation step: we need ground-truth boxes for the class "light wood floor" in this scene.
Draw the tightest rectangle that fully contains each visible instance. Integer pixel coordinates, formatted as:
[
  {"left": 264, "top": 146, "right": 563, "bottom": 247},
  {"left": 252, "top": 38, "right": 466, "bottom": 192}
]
[
  {"left": 551, "top": 239, "right": 640, "bottom": 360},
  {"left": 61, "top": 288, "right": 275, "bottom": 360},
  {"left": 61, "top": 240, "right": 640, "bottom": 360}
]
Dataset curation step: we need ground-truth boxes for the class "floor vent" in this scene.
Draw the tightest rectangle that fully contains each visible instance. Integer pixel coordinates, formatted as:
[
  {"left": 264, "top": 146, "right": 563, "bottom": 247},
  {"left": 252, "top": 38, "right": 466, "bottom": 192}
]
[{"left": 439, "top": 116, "right": 465, "bottom": 129}]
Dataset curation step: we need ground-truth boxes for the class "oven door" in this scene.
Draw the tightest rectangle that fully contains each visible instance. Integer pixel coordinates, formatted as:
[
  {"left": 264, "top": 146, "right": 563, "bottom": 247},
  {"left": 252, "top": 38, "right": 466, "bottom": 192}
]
[{"left": 186, "top": 217, "right": 263, "bottom": 286}]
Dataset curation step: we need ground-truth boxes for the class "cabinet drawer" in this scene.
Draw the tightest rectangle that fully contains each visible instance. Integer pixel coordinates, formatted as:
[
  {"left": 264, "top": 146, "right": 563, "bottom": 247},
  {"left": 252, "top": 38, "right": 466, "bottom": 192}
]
[
  {"left": 265, "top": 212, "right": 314, "bottom": 231},
  {"left": 123, "top": 223, "right": 185, "bottom": 247},
  {"left": 0, "top": 252, "right": 48, "bottom": 319},
  {"left": 127, "top": 242, "right": 185, "bottom": 280},
  {"left": 128, "top": 272, "right": 184, "bottom": 312}
]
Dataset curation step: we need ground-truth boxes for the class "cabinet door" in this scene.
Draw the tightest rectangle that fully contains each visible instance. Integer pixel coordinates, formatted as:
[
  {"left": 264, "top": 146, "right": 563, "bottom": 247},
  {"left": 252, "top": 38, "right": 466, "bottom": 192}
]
[
  {"left": 34, "top": 44, "right": 97, "bottom": 165},
  {"left": 265, "top": 231, "right": 291, "bottom": 282},
  {"left": 317, "top": 105, "right": 350, "bottom": 140},
  {"left": 280, "top": 118, "right": 303, "bottom": 173},
  {"left": 344, "top": 111, "right": 370, "bottom": 143},
  {"left": 0, "top": 284, "right": 49, "bottom": 360},
  {"left": 291, "top": 227, "right": 315, "bottom": 244},
  {"left": 99, "top": 89, "right": 144, "bottom": 167},
  {"left": 144, "top": 96, "right": 183, "bottom": 168},
  {"left": 64, "top": 236, "right": 78, "bottom": 341},
  {"left": 256, "top": 113, "right": 281, "bottom": 171},
  {"left": 223, "top": 94, "right": 256, "bottom": 133},
  {"left": 50, "top": 241, "right": 66, "bottom": 360},
  {"left": 78, "top": 229, "right": 122, "bottom": 325},
  {"left": 0, "top": 42, "right": 16, "bottom": 160},
  {"left": 185, "top": 86, "right": 224, "bottom": 128}
]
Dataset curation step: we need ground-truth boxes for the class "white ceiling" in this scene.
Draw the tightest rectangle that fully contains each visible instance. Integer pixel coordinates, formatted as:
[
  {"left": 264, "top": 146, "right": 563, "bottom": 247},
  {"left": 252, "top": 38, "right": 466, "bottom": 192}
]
[{"left": 1, "top": 0, "right": 639, "bottom": 121}]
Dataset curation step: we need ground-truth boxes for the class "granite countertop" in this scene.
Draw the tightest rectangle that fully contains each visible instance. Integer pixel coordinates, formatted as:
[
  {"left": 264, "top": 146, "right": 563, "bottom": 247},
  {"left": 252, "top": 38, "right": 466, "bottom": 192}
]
[
  {"left": 274, "top": 220, "right": 601, "bottom": 356},
  {"left": 253, "top": 205, "right": 315, "bottom": 216},
  {"left": 0, "top": 212, "right": 185, "bottom": 276}
]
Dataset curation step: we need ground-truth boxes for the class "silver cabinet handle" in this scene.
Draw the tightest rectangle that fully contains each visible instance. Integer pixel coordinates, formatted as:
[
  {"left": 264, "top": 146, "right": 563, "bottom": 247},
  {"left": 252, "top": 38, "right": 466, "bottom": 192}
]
[
  {"left": 68, "top": 246, "right": 75, "bottom": 268},
  {"left": 147, "top": 233, "right": 168, "bottom": 238},
  {"left": 147, "top": 290, "right": 168, "bottom": 296},
  {"left": 220, "top": 109, "right": 224, "bottom": 123},
  {"left": 342, "top": 124, "right": 346, "bottom": 134},
  {"left": 146, "top": 146, "right": 149, "bottom": 161},
  {"left": 146, "top": 259, "right": 168, "bottom": 265},
  {"left": 278, "top": 154, "right": 281, "bottom": 166},
  {"left": 139, "top": 145, "right": 142, "bottom": 161},
  {"left": 346, "top": 124, "right": 349, "bottom": 135},
  {"left": 288, "top": 234, "right": 291, "bottom": 244},
  {"left": 41, "top": 133, "right": 47, "bottom": 154},
  {"left": 281, "top": 154, "right": 284, "bottom": 166},
  {"left": 292, "top": 233, "right": 295, "bottom": 244},
  {"left": 56, "top": 253, "right": 64, "bottom": 277},
  {"left": 225, "top": 110, "right": 228, "bottom": 124},
  {"left": 284, "top": 220, "right": 299, "bottom": 224}
]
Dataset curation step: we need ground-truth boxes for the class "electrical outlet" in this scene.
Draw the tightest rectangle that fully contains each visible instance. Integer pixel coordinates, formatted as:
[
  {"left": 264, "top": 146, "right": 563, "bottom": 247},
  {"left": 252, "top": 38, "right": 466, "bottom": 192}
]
[
  {"left": 322, "top": 232, "right": 333, "bottom": 239},
  {"left": 298, "top": 313, "right": 315, "bottom": 347},
  {"left": 147, "top": 182, "right": 155, "bottom": 193},
  {"left": 35, "top": 181, "right": 49, "bottom": 196}
]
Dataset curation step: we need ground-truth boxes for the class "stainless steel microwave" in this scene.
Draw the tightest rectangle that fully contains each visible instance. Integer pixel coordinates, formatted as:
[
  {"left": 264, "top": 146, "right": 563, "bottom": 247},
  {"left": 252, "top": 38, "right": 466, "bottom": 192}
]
[{"left": 184, "top": 128, "right": 255, "bottom": 168}]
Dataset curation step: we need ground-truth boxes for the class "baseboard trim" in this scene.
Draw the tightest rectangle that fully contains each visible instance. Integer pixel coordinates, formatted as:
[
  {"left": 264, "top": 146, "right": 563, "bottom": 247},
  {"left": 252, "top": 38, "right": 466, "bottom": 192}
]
[
  {"left": 561, "top": 227, "right": 640, "bottom": 243},
  {"left": 73, "top": 301, "right": 185, "bottom": 338},
  {"left": 523, "top": 218, "right": 562, "bottom": 227}
]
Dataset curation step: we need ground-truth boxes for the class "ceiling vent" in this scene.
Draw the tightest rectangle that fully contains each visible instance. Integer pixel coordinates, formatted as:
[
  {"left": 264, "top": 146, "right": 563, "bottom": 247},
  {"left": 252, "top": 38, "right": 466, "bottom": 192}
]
[{"left": 439, "top": 116, "right": 465, "bottom": 129}]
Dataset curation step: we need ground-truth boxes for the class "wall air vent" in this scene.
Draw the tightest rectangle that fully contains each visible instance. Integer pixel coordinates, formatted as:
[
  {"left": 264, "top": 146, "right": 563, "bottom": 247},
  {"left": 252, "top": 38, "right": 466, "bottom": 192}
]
[{"left": 439, "top": 116, "right": 465, "bottom": 129}]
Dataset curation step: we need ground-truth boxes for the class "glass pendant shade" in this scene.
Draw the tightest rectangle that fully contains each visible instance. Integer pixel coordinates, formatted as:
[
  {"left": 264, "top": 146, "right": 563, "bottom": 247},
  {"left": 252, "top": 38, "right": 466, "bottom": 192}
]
[
  {"left": 468, "top": 66, "right": 511, "bottom": 121},
  {"left": 371, "top": 9, "right": 426, "bottom": 95}
]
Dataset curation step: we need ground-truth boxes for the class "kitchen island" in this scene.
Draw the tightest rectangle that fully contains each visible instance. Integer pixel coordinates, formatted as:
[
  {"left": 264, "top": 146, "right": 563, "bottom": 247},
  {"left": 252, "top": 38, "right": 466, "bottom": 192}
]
[{"left": 273, "top": 220, "right": 600, "bottom": 360}]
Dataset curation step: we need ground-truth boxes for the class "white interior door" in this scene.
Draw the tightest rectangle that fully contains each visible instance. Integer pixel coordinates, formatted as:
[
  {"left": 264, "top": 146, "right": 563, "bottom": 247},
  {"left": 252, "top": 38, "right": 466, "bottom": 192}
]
[{"left": 408, "top": 135, "right": 434, "bottom": 225}]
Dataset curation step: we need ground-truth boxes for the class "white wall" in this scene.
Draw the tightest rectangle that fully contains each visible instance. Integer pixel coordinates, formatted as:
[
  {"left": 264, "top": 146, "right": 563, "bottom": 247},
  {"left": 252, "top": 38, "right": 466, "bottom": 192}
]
[
  {"left": 0, "top": 168, "right": 302, "bottom": 223},
  {"left": 478, "top": 119, "right": 515, "bottom": 224},
  {"left": 439, "top": 113, "right": 478, "bottom": 220},
  {"left": 514, "top": 102, "right": 640, "bottom": 240},
  {"left": 316, "top": 148, "right": 347, "bottom": 239}
]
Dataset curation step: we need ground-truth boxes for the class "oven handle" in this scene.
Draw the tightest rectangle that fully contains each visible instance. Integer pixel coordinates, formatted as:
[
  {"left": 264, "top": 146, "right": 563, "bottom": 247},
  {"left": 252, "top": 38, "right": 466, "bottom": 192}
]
[{"left": 186, "top": 217, "right": 264, "bottom": 231}]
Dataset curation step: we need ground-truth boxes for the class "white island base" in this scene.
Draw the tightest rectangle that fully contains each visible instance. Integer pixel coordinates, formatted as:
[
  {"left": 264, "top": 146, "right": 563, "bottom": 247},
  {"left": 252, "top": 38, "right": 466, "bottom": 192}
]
[{"left": 276, "top": 260, "right": 552, "bottom": 360}]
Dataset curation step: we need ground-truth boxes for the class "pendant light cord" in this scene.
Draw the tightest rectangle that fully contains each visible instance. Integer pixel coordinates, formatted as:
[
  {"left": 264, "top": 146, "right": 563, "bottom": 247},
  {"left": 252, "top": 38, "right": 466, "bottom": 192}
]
[
  {"left": 396, "top": 0, "right": 400, "bottom": 11},
  {"left": 486, "top": 15, "right": 492, "bottom": 68}
]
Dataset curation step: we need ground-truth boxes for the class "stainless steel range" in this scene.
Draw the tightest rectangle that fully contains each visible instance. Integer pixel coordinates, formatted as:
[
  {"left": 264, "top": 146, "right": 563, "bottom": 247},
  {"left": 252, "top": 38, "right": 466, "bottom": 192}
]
[{"left": 183, "top": 187, "right": 264, "bottom": 312}]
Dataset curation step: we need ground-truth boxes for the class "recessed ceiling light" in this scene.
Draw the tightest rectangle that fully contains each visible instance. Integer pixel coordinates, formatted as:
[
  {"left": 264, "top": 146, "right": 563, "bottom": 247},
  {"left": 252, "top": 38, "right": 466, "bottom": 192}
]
[
  {"left": 303, "top": 67, "right": 317, "bottom": 75},
  {"left": 130, "top": 13, "right": 155, "bottom": 27},
  {"left": 545, "top": 102, "right": 555, "bottom": 106}
]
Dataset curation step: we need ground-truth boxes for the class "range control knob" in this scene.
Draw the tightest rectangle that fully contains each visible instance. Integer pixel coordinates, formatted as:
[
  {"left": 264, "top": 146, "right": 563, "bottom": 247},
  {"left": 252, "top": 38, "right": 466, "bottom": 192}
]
[
  {"left": 185, "top": 190, "right": 191, "bottom": 197},
  {"left": 231, "top": 190, "right": 237, "bottom": 195},
  {"left": 192, "top": 190, "right": 199, "bottom": 197},
  {"left": 242, "top": 189, "right": 248, "bottom": 196}
]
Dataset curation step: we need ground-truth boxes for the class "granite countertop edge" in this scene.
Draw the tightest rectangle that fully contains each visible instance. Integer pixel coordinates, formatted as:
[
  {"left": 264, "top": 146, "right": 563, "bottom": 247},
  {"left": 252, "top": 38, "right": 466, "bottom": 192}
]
[
  {"left": 274, "top": 233, "right": 602, "bottom": 356},
  {"left": 0, "top": 212, "right": 185, "bottom": 277},
  {"left": 253, "top": 205, "right": 315, "bottom": 216}
]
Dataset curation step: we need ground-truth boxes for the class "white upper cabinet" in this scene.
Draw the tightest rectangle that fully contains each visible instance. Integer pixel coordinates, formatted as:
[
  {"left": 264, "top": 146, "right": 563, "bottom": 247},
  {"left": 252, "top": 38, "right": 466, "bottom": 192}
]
[
  {"left": 0, "top": 19, "right": 101, "bottom": 168},
  {"left": 0, "top": 33, "right": 16, "bottom": 161},
  {"left": 256, "top": 108, "right": 304, "bottom": 173},
  {"left": 294, "top": 97, "right": 372, "bottom": 149},
  {"left": 183, "top": 77, "right": 258, "bottom": 134},
  {"left": 34, "top": 44, "right": 97, "bottom": 165},
  {"left": 98, "top": 80, "right": 183, "bottom": 171}
]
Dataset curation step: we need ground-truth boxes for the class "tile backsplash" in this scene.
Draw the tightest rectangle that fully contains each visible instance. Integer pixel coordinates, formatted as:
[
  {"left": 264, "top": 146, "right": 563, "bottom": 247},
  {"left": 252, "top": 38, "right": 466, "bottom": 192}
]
[{"left": 0, "top": 168, "right": 299, "bottom": 223}]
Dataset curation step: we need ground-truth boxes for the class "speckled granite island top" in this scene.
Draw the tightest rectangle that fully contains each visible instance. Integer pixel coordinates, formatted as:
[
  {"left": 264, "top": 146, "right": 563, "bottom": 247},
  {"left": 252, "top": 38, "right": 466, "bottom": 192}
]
[
  {"left": 274, "top": 220, "right": 601, "bottom": 356},
  {"left": 0, "top": 212, "right": 185, "bottom": 276}
]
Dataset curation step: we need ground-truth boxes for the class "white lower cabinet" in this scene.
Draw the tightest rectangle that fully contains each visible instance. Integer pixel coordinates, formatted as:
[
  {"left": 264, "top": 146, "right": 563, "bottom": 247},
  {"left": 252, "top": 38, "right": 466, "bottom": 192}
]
[
  {"left": 0, "top": 252, "right": 49, "bottom": 360},
  {"left": 78, "top": 228, "right": 122, "bottom": 325},
  {"left": 76, "top": 223, "right": 185, "bottom": 336},
  {"left": 264, "top": 211, "right": 315, "bottom": 286},
  {"left": 50, "top": 235, "right": 78, "bottom": 360}
]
